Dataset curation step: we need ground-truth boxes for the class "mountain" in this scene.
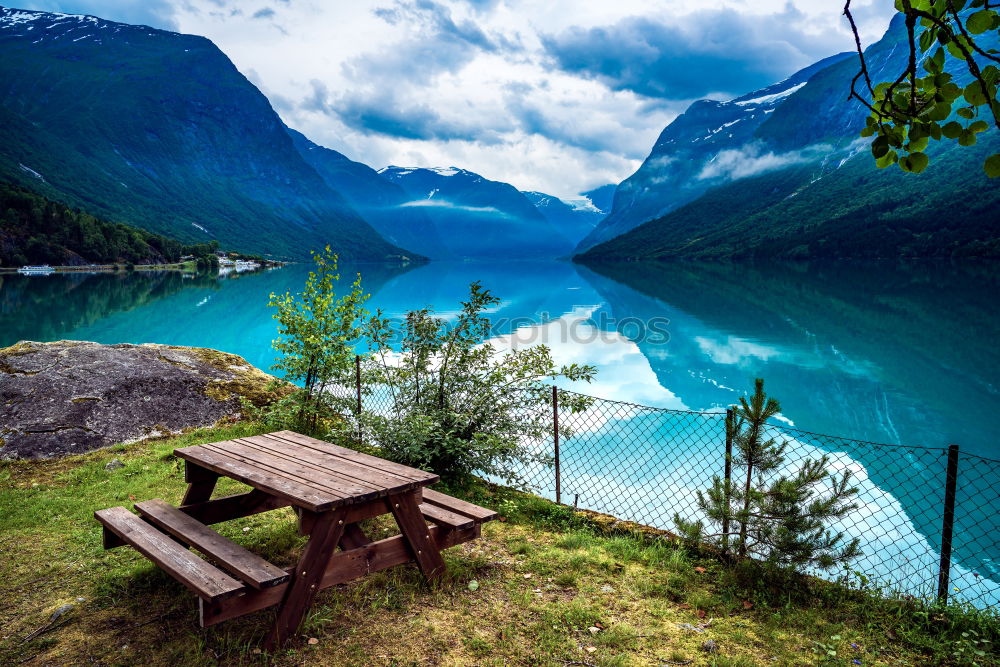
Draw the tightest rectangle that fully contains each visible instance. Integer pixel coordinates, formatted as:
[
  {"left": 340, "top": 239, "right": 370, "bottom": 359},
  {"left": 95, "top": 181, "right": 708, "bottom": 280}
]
[
  {"left": 378, "top": 166, "right": 573, "bottom": 259},
  {"left": 521, "top": 191, "right": 604, "bottom": 247},
  {"left": 0, "top": 7, "right": 413, "bottom": 261},
  {"left": 285, "top": 128, "right": 445, "bottom": 258},
  {"left": 578, "top": 16, "right": 1000, "bottom": 261},
  {"left": 573, "top": 53, "right": 853, "bottom": 254}
]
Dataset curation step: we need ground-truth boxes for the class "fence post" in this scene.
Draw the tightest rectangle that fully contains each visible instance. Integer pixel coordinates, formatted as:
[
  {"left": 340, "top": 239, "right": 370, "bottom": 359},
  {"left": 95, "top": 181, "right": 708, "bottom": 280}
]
[
  {"left": 354, "top": 355, "right": 362, "bottom": 415},
  {"left": 553, "top": 385, "right": 561, "bottom": 505},
  {"left": 937, "top": 444, "right": 960, "bottom": 603},
  {"left": 722, "top": 408, "right": 733, "bottom": 557}
]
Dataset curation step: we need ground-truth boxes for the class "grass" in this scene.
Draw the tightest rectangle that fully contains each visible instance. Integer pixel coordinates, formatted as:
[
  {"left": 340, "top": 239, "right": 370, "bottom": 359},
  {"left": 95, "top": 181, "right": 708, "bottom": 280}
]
[{"left": 1, "top": 424, "right": 998, "bottom": 666}]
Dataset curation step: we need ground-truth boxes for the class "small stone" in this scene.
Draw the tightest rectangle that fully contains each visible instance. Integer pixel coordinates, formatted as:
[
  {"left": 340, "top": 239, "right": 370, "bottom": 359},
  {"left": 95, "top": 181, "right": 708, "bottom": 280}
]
[
  {"left": 307, "top": 637, "right": 319, "bottom": 645},
  {"left": 584, "top": 646, "right": 596, "bottom": 654},
  {"left": 522, "top": 573, "right": 532, "bottom": 579},
  {"left": 676, "top": 623, "right": 705, "bottom": 634},
  {"left": 600, "top": 584, "right": 614, "bottom": 593},
  {"left": 105, "top": 459, "right": 125, "bottom": 471},
  {"left": 702, "top": 639, "right": 719, "bottom": 653},
  {"left": 50, "top": 603, "right": 74, "bottom": 621},
  {"left": 588, "top": 626, "right": 601, "bottom": 634},
  {"left": 75, "top": 597, "right": 85, "bottom": 603}
]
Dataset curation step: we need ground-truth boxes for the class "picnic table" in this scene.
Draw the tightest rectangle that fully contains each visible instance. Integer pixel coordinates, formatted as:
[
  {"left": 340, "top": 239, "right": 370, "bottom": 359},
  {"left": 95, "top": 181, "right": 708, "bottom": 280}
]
[{"left": 94, "top": 430, "right": 497, "bottom": 650}]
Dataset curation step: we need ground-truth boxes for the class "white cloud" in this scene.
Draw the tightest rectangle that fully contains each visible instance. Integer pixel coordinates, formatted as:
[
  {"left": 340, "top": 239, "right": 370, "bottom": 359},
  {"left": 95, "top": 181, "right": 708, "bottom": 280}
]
[
  {"left": 697, "top": 142, "right": 832, "bottom": 182},
  {"left": 29, "top": 0, "right": 896, "bottom": 196}
]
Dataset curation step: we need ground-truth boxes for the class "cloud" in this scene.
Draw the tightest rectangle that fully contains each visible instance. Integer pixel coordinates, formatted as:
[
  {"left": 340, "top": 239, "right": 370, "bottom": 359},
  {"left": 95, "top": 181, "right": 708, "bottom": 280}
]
[
  {"left": 305, "top": 80, "right": 509, "bottom": 142},
  {"left": 541, "top": 6, "right": 853, "bottom": 100},
  {"left": 21, "top": 0, "right": 178, "bottom": 30},
  {"left": 251, "top": 7, "right": 275, "bottom": 19},
  {"left": 399, "top": 200, "right": 505, "bottom": 214},
  {"left": 149, "top": 0, "right": 897, "bottom": 196},
  {"left": 697, "top": 142, "right": 830, "bottom": 182}
]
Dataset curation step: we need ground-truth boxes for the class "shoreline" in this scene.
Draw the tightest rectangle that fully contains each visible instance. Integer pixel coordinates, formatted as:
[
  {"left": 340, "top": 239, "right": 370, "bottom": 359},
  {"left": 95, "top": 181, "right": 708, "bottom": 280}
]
[
  {"left": 0, "top": 261, "right": 196, "bottom": 274},
  {"left": 0, "top": 260, "right": 285, "bottom": 274}
]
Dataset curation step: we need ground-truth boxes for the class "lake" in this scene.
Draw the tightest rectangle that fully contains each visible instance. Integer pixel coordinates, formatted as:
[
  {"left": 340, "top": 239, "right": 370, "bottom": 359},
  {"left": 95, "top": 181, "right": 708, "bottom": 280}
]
[{"left": 3, "top": 259, "right": 999, "bottom": 603}]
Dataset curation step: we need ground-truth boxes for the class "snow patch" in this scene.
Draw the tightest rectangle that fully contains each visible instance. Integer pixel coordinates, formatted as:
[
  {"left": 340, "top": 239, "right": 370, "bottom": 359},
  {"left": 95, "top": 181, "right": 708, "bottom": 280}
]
[
  {"left": 734, "top": 81, "right": 807, "bottom": 107},
  {"left": 191, "top": 222, "right": 209, "bottom": 234},
  {"left": 18, "top": 164, "right": 45, "bottom": 181}
]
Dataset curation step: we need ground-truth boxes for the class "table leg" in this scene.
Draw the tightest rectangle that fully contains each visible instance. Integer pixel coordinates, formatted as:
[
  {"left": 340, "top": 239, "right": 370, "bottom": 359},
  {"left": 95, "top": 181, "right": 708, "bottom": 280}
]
[
  {"left": 389, "top": 490, "right": 446, "bottom": 580},
  {"left": 181, "top": 462, "right": 219, "bottom": 505},
  {"left": 264, "top": 507, "right": 347, "bottom": 651},
  {"left": 339, "top": 523, "right": 370, "bottom": 550}
]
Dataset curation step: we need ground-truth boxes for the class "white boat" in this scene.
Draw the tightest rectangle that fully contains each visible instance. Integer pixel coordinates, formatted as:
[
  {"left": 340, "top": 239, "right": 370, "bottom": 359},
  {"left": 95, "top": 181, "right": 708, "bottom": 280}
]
[{"left": 17, "top": 265, "right": 55, "bottom": 275}]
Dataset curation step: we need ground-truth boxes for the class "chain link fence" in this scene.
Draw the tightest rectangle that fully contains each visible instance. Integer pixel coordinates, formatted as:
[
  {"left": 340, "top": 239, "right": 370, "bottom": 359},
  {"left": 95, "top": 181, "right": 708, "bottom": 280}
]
[{"left": 344, "top": 371, "right": 999, "bottom": 609}]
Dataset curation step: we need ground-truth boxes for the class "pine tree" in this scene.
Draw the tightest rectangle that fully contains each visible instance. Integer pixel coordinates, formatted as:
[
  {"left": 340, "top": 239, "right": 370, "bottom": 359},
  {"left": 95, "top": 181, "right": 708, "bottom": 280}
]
[{"left": 676, "top": 379, "right": 861, "bottom": 572}]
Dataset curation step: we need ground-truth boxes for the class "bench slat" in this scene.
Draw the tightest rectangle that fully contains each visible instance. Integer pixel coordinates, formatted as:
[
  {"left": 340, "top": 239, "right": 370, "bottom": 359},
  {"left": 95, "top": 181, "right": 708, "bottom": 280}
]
[
  {"left": 135, "top": 499, "right": 289, "bottom": 590},
  {"left": 95, "top": 507, "right": 245, "bottom": 602},
  {"left": 421, "top": 489, "right": 498, "bottom": 523},
  {"left": 419, "top": 502, "right": 475, "bottom": 530}
]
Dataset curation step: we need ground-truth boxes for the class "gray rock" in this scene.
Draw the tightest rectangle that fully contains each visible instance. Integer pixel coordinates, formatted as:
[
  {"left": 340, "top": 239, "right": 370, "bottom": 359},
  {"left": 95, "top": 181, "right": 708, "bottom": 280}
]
[
  {"left": 0, "top": 340, "right": 288, "bottom": 459},
  {"left": 104, "top": 459, "right": 125, "bottom": 471},
  {"left": 702, "top": 640, "right": 719, "bottom": 653}
]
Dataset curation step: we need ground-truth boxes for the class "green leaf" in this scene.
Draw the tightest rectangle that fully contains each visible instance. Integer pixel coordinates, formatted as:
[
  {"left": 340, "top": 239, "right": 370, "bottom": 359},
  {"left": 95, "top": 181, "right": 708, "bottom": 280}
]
[
  {"left": 966, "top": 9, "right": 995, "bottom": 34},
  {"left": 928, "top": 102, "right": 952, "bottom": 121},
  {"left": 969, "top": 120, "right": 990, "bottom": 133},
  {"left": 920, "top": 27, "right": 937, "bottom": 54},
  {"left": 942, "top": 121, "right": 963, "bottom": 139},
  {"left": 964, "top": 82, "right": 988, "bottom": 106},
  {"left": 899, "top": 152, "right": 930, "bottom": 173},
  {"left": 957, "top": 107, "right": 976, "bottom": 119},
  {"left": 908, "top": 136, "right": 930, "bottom": 152},
  {"left": 871, "top": 136, "right": 890, "bottom": 159},
  {"left": 985, "top": 154, "right": 1000, "bottom": 178},
  {"left": 875, "top": 150, "right": 898, "bottom": 169},
  {"left": 468, "top": 580, "right": 480, "bottom": 591},
  {"left": 959, "top": 129, "right": 978, "bottom": 146}
]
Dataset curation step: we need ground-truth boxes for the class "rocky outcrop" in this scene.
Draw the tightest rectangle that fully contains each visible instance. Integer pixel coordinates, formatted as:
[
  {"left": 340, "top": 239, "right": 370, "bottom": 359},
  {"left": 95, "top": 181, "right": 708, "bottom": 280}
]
[{"left": 0, "top": 340, "right": 290, "bottom": 459}]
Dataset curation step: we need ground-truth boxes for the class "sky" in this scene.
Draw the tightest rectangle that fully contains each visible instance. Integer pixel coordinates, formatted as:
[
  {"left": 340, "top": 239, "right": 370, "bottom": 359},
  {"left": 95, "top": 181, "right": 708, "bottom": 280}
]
[{"left": 21, "top": 0, "right": 896, "bottom": 197}]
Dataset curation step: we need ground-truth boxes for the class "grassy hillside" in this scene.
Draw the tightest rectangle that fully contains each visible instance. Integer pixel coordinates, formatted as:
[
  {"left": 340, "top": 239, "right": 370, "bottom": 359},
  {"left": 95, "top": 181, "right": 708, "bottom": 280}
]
[{"left": 1, "top": 423, "right": 997, "bottom": 665}]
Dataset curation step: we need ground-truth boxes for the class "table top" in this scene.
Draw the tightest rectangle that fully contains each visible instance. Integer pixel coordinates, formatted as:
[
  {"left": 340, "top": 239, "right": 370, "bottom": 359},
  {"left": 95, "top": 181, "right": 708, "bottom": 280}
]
[{"left": 175, "top": 430, "right": 439, "bottom": 512}]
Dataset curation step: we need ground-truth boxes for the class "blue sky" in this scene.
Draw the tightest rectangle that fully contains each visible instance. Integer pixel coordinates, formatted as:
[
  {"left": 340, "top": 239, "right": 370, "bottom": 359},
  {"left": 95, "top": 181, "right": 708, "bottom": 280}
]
[{"left": 19, "top": 0, "right": 896, "bottom": 196}]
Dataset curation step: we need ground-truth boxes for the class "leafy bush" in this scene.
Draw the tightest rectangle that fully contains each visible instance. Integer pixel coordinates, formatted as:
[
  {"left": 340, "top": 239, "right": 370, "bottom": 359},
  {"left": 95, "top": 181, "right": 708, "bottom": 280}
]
[{"left": 358, "top": 281, "right": 596, "bottom": 486}]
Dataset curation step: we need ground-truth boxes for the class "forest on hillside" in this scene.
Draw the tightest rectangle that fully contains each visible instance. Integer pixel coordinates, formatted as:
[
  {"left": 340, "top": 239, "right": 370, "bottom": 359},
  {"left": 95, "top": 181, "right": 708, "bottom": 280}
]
[{"left": 0, "top": 183, "right": 220, "bottom": 267}]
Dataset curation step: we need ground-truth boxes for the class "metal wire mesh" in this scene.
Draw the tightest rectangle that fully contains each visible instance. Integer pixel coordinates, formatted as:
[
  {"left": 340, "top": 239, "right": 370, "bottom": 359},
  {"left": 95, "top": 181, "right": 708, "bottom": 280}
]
[{"left": 352, "top": 378, "right": 1000, "bottom": 609}]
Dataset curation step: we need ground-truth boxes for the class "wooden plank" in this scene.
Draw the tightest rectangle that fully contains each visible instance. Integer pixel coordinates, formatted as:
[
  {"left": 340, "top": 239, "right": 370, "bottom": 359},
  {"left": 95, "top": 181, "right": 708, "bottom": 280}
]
[
  {"left": 94, "top": 507, "right": 245, "bottom": 602},
  {"left": 419, "top": 502, "right": 474, "bottom": 530},
  {"left": 267, "top": 431, "right": 438, "bottom": 484},
  {"left": 175, "top": 444, "right": 337, "bottom": 511},
  {"left": 252, "top": 433, "right": 425, "bottom": 493},
  {"left": 263, "top": 508, "right": 347, "bottom": 651},
  {"left": 135, "top": 499, "right": 288, "bottom": 590},
  {"left": 422, "top": 488, "right": 498, "bottom": 523},
  {"left": 389, "top": 490, "right": 446, "bottom": 580},
  {"left": 180, "top": 489, "right": 289, "bottom": 525},
  {"left": 199, "top": 524, "right": 480, "bottom": 627},
  {"left": 205, "top": 441, "right": 371, "bottom": 501},
  {"left": 229, "top": 438, "right": 396, "bottom": 498}
]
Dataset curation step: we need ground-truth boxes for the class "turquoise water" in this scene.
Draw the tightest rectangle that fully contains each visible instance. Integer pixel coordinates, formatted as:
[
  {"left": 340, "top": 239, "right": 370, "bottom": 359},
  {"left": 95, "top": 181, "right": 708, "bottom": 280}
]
[{"left": 3, "top": 260, "right": 999, "bottom": 603}]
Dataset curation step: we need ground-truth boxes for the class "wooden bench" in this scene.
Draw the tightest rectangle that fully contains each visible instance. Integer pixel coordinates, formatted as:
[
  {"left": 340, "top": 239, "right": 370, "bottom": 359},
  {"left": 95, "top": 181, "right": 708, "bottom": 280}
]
[{"left": 94, "top": 431, "right": 498, "bottom": 650}]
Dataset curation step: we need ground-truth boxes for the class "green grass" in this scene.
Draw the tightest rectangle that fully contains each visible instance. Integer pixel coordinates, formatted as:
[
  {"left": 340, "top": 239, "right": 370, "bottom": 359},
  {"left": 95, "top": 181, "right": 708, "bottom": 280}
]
[{"left": 1, "top": 424, "right": 998, "bottom": 665}]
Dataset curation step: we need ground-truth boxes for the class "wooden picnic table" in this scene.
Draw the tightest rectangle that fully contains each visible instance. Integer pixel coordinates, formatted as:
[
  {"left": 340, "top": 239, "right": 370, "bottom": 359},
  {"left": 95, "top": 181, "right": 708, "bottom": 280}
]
[{"left": 95, "top": 430, "right": 496, "bottom": 650}]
